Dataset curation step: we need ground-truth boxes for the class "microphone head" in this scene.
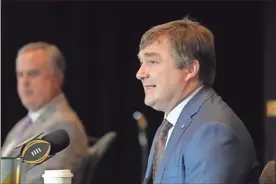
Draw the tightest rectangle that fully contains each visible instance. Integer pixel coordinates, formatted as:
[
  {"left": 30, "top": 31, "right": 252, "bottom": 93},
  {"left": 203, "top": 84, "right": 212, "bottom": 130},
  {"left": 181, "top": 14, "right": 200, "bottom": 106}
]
[
  {"left": 133, "top": 111, "right": 147, "bottom": 130},
  {"left": 42, "top": 129, "right": 70, "bottom": 155}
]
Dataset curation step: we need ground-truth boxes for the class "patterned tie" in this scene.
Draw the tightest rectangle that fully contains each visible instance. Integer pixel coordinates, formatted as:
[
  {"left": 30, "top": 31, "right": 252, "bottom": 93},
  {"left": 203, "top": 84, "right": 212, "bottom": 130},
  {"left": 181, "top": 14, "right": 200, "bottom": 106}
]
[
  {"left": 152, "top": 119, "right": 173, "bottom": 180},
  {"left": 17, "top": 117, "right": 33, "bottom": 140},
  {"left": 23, "top": 117, "right": 32, "bottom": 130}
]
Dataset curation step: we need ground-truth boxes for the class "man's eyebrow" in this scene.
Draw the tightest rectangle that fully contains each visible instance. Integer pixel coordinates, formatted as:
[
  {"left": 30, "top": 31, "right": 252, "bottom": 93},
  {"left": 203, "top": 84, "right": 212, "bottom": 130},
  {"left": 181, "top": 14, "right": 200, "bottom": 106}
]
[
  {"left": 137, "top": 52, "right": 160, "bottom": 59},
  {"left": 144, "top": 52, "right": 159, "bottom": 57}
]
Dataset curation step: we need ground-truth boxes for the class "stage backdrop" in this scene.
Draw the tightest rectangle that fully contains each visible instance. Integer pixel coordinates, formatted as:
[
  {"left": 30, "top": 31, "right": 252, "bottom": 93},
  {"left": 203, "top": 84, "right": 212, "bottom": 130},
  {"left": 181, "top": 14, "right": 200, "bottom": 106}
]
[
  {"left": 2, "top": 2, "right": 266, "bottom": 184},
  {"left": 264, "top": 1, "right": 276, "bottom": 162}
]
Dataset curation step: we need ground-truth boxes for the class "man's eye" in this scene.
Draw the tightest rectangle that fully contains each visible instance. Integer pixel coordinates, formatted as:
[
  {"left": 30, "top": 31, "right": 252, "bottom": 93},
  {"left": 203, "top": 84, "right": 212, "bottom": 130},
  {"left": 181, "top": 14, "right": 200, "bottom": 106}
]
[
  {"left": 149, "top": 60, "right": 156, "bottom": 64},
  {"left": 16, "top": 72, "right": 22, "bottom": 78},
  {"left": 28, "top": 70, "right": 40, "bottom": 77}
]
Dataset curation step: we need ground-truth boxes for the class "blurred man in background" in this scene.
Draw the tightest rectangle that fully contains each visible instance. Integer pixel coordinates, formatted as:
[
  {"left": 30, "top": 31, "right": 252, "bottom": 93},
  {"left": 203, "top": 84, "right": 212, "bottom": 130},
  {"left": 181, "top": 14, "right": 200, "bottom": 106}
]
[
  {"left": 136, "top": 17, "right": 259, "bottom": 184},
  {"left": 1, "top": 42, "right": 89, "bottom": 183}
]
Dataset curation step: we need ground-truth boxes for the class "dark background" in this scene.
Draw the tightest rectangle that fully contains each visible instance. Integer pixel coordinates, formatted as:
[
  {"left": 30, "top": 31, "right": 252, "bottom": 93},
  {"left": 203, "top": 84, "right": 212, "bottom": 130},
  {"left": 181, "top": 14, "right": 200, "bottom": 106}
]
[{"left": 2, "top": 2, "right": 275, "bottom": 184}]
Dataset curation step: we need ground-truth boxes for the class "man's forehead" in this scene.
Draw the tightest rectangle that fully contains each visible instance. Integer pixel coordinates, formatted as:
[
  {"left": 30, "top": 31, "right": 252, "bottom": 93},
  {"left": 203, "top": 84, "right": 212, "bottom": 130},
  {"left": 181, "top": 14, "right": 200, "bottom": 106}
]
[
  {"left": 16, "top": 52, "right": 51, "bottom": 72},
  {"left": 138, "top": 45, "right": 167, "bottom": 60},
  {"left": 20, "top": 49, "right": 46, "bottom": 59},
  {"left": 17, "top": 50, "right": 48, "bottom": 64},
  {"left": 138, "top": 51, "right": 160, "bottom": 59},
  {"left": 138, "top": 36, "right": 169, "bottom": 58}
]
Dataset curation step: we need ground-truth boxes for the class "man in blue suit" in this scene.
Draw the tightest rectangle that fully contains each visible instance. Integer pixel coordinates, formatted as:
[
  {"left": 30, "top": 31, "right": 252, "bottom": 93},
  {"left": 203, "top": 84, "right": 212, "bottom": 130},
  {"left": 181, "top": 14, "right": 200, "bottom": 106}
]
[{"left": 136, "top": 17, "right": 259, "bottom": 184}]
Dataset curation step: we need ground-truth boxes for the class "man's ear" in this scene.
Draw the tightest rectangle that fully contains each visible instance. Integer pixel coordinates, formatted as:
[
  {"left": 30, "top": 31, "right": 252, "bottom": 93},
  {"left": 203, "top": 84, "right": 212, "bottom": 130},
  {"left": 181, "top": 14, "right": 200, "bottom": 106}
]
[
  {"left": 184, "top": 60, "right": 200, "bottom": 82},
  {"left": 54, "top": 69, "right": 64, "bottom": 87}
]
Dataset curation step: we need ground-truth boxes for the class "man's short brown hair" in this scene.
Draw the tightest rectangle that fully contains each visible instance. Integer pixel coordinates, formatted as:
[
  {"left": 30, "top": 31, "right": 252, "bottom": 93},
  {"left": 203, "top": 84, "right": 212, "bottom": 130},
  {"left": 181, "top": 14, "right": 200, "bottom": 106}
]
[{"left": 139, "top": 17, "right": 216, "bottom": 85}]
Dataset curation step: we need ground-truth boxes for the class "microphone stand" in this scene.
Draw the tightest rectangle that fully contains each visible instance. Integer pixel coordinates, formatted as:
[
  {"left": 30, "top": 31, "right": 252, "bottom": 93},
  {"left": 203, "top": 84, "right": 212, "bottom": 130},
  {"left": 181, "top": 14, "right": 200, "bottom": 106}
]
[
  {"left": 138, "top": 129, "right": 148, "bottom": 183},
  {"left": 133, "top": 111, "right": 149, "bottom": 184},
  {"left": 268, "top": 135, "right": 276, "bottom": 183}
]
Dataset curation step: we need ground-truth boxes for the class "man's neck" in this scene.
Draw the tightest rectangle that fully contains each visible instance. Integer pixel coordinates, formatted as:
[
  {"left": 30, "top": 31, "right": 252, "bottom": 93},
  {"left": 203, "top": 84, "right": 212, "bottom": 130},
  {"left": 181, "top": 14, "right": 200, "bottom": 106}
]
[
  {"left": 165, "top": 82, "right": 202, "bottom": 114},
  {"left": 28, "top": 92, "right": 63, "bottom": 122}
]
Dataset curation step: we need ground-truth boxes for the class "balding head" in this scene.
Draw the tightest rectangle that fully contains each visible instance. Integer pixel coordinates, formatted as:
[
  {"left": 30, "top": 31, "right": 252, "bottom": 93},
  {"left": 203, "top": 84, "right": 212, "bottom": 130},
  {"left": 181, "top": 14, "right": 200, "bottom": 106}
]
[
  {"left": 16, "top": 42, "right": 66, "bottom": 111},
  {"left": 16, "top": 42, "right": 66, "bottom": 76}
]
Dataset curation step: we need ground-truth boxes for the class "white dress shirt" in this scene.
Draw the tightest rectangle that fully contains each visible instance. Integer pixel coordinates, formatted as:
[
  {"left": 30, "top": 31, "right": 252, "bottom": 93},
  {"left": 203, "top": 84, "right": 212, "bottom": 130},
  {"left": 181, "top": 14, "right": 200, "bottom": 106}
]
[
  {"left": 28, "top": 106, "right": 45, "bottom": 123},
  {"left": 165, "top": 85, "right": 203, "bottom": 147}
]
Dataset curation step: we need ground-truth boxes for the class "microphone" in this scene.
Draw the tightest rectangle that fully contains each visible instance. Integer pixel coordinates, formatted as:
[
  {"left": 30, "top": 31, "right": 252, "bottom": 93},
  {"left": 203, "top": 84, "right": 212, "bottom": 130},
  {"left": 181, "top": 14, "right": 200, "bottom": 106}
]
[
  {"left": 41, "top": 129, "right": 70, "bottom": 155},
  {"left": 14, "top": 132, "right": 44, "bottom": 152},
  {"left": 20, "top": 139, "right": 51, "bottom": 164},
  {"left": 133, "top": 111, "right": 148, "bottom": 183},
  {"left": 260, "top": 160, "right": 276, "bottom": 184},
  {"left": 133, "top": 111, "right": 148, "bottom": 147},
  {"left": 19, "top": 129, "right": 70, "bottom": 170}
]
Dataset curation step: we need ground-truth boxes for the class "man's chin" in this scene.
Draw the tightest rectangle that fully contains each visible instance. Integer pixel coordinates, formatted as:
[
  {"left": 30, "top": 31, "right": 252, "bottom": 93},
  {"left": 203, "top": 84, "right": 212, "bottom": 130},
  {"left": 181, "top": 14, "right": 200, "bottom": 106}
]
[
  {"left": 144, "top": 98, "right": 162, "bottom": 111},
  {"left": 144, "top": 97, "right": 153, "bottom": 106},
  {"left": 22, "top": 101, "right": 39, "bottom": 111}
]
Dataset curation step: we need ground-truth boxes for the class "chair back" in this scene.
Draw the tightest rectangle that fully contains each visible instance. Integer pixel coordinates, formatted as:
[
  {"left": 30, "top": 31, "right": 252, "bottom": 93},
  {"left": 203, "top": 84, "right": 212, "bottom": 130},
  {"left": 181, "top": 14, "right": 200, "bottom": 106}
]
[{"left": 72, "top": 132, "right": 117, "bottom": 184}]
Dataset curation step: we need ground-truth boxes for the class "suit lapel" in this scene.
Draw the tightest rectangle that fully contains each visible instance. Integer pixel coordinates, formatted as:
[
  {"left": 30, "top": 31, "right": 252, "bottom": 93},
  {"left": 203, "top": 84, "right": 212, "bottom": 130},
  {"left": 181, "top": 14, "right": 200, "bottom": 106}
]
[
  {"left": 32, "top": 93, "right": 66, "bottom": 129},
  {"left": 154, "top": 86, "right": 215, "bottom": 183},
  {"left": 154, "top": 113, "right": 192, "bottom": 183},
  {"left": 17, "top": 94, "right": 62, "bottom": 145},
  {"left": 1, "top": 117, "right": 29, "bottom": 156},
  {"left": 1, "top": 94, "right": 67, "bottom": 157}
]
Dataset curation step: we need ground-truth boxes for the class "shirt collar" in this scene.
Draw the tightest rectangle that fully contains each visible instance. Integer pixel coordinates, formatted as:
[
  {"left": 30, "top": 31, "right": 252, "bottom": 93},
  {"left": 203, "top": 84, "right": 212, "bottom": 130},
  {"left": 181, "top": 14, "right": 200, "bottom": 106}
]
[
  {"left": 165, "top": 85, "right": 203, "bottom": 126},
  {"left": 28, "top": 93, "right": 63, "bottom": 122}
]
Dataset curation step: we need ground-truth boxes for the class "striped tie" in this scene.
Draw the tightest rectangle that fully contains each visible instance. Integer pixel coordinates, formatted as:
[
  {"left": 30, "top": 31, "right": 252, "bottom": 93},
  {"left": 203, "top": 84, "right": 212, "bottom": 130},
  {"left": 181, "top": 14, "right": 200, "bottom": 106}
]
[
  {"left": 152, "top": 119, "right": 173, "bottom": 180},
  {"left": 16, "top": 117, "right": 33, "bottom": 139}
]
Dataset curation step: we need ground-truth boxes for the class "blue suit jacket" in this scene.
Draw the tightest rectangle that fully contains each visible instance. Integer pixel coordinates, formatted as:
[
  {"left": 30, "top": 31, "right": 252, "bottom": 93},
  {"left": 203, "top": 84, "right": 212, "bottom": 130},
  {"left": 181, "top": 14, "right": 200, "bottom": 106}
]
[{"left": 144, "top": 86, "right": 259, "bottom": 184}]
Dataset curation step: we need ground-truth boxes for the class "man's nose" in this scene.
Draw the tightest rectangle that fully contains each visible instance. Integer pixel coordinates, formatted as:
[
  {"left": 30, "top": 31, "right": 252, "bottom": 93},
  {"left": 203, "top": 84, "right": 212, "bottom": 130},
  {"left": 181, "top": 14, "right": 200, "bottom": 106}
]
[{"left": 136, "top": 63, "right": 149, "bottom": 80}]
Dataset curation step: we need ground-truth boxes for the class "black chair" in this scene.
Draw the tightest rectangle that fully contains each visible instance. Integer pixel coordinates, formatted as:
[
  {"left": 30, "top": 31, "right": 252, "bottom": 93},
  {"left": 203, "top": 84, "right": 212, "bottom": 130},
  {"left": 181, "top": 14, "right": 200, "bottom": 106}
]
[{"left": 72, "top": 132, "right": 117, "bottom": 184}]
